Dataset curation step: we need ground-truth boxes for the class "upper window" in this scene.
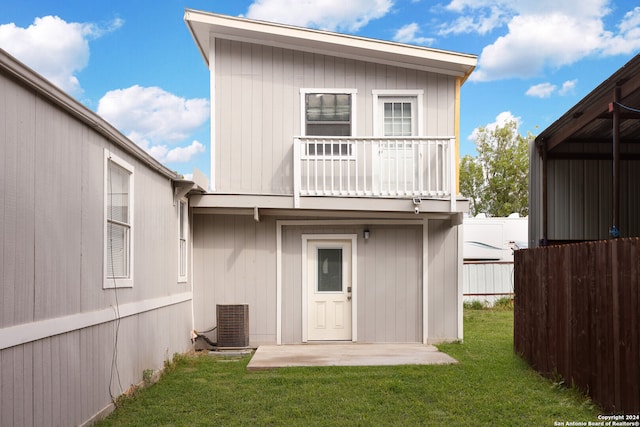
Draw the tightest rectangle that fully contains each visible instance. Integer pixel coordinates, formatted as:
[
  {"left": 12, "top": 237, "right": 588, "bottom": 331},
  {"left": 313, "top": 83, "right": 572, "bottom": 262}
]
[
  {"left": 305, "top": 93, "right": 352, "bottom": 136},
  {"left": 104, "top": 150, "right": 134, "bottom": 288},
  {"left": 178, "top": 199, "right": 188, "bottom": 283},
  {"left": 300, "top": 89, "right": 357, "bottom": 156}
]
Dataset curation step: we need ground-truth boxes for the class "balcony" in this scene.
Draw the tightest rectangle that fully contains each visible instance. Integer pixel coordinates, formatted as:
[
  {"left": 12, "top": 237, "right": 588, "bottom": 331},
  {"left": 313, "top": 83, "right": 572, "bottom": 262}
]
[{"left": 293, "top": 136, "right": 457, "bottom": 209}]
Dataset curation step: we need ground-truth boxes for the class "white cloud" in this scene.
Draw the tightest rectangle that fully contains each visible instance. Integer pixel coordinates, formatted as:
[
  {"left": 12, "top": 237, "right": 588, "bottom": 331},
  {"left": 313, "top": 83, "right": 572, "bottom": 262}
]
[
  {"left": 471, "top": 12, "right": 605, "bottom": 81},
  {"left": 526, "top": 82, "right": 556, "bottom": 98},
  {"left": 98, "top": 85, "right": 209, "bottom": 143},
  {"left": 245, "top": 0, "right": 393, "bottom": 32},
  {"left": 393, "top": 23, "right": 435, "bottom": 45},
  {"left": 439, "top": 4, "right": 510, "bottom": 35},
  {"left": 139, "top": 139, "right": 206, "bottom": 164},
  {"left": 601, "top": 6, "right": 640, "bottom": 55},
  {"left": 559, "top": 79, "right": 578, "bottom": 96},
  {"left": 0, "top": 16, "right": 122, "bottom": 95},
  {"left": 468, "top": 111, "right": 521, "bottom": 142},
  {"left": 165, "top": 141, "right": 206, "bottom": 163},
  {"left": 525, "top": 79, "right": 578, "bottom": 98},
  {"left": 440, "top": 1, "right": 640, "bottom": 82},
  {"left": 98, "top": 86, "right": 209, "bottom": 164}
]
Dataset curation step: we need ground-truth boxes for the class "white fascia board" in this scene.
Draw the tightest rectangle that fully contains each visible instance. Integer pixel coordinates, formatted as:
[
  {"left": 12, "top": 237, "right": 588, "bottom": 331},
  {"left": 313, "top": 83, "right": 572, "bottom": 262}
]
[{"left": 184, "top": 10, "right": 476, "bottom": 77}]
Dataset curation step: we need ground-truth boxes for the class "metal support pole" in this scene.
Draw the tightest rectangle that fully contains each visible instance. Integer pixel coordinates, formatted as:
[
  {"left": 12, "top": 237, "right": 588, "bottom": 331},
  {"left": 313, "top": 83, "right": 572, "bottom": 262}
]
[
  {"left": 611, "top": 87, "right": 621, "bottom": 238},
  {"left": 542, "top": 142, "right": 548, "bottom": 246}
]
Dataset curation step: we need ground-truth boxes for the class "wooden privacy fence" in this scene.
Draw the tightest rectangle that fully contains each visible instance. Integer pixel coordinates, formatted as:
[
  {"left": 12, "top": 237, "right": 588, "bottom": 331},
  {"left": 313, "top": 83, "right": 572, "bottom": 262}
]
[{"left": 514, "top": 238, "right": 640, "bottom": 413}]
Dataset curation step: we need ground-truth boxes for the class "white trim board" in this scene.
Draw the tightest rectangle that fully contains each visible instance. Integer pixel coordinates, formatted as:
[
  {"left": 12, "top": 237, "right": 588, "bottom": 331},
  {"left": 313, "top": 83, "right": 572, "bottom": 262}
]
[
  {"left": 0, "top": 292, "right": 193, "bottom": 350},
  {"left": 422, "top": 218, "right": 429, "bottom": 344}
]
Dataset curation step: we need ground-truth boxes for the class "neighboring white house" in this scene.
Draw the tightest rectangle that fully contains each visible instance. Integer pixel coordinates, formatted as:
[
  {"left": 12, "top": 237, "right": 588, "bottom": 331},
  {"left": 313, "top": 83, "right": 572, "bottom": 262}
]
[
  {"left": 462, "top": 215, "right": 528, "bottom": 305},
  {"left": 184, "top": 10, "right": 477, "bottom": 345},
  {"left": 0, "top": 49, "right": 201, "bottom": 427}
]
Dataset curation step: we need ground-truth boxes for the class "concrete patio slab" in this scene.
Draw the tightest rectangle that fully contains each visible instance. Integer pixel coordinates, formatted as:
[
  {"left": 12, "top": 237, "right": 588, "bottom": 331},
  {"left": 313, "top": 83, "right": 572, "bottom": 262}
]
[{"left": 246, "top": 343, "right": 457, "bottom": 370}]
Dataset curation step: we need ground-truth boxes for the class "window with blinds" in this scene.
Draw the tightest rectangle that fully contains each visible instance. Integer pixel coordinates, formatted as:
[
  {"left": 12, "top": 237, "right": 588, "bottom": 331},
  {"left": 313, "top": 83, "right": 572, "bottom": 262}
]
[
  {"left": 104, "top": 150, "right": 134, "bottom": 288},
  {"left": 305, "top": 93, "right": 352, "bottom": 136},
  {"left": 304, "top": 92, "right": 353, "bottom": 155}
]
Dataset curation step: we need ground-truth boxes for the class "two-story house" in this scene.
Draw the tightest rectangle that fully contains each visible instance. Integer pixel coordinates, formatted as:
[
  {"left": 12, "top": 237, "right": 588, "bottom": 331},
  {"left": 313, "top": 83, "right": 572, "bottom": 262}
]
[{"left": 184, "top": 10, "right": 477, "bottom": 345}]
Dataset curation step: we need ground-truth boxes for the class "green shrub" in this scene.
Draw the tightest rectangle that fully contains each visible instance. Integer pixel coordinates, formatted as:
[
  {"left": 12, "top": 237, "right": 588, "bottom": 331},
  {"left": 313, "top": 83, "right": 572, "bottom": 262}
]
[
  {"left": 463, "top": 300, "right": 487, "bottom": 310},
  {"left": 493, "top": 297, "right": 514, "bottom": 311}
]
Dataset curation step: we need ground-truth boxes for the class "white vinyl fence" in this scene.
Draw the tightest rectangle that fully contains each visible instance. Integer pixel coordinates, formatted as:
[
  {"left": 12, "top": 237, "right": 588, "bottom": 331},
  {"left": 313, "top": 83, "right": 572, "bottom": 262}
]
[{"left": 463, "top": 262, "right": 514, "bottom": 306}]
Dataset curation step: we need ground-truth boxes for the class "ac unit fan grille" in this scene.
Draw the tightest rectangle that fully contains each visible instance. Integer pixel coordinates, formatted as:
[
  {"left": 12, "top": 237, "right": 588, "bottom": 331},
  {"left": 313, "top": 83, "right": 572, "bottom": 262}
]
[{"left": 216, "top": 304, "right": 249, "bottom": 348}]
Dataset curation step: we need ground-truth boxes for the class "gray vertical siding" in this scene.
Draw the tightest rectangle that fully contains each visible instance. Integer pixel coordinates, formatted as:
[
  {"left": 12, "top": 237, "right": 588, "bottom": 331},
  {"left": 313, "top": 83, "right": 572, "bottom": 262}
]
[
  {"left": 0, "top": 303, "right": 191, "bottom": 427},
  {"left": 192, "top": 214, "right": 278, "bottom": 344},
  {"left": 428, "top": 219, "right": 461, "bottom": 341},
  {"left": 1, "top": 58, "right": 192, "bottom": 427},
  {"left": 192, "top": 215, "right": 461, "bottom": 345},
  {"left": 1, "top": 73, "right": 190, "bottom": 323},
  {"left": 214, "top": 39, "right": 456, "bottom": 195},
  {"left": 1, "top": 72, "right": 36, "bottom": 327},
  {"left": 529, "top": 142, "right": 640, "bottom": 245},
  {"left": 356, "top": 226, "right": 422, "bottom": 343}
]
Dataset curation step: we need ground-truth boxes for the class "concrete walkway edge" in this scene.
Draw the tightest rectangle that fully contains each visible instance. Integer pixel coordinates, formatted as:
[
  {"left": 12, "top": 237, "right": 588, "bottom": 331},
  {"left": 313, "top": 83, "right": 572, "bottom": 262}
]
[{"left": 246, "top": 343, "right": 458, "bottom": 370}]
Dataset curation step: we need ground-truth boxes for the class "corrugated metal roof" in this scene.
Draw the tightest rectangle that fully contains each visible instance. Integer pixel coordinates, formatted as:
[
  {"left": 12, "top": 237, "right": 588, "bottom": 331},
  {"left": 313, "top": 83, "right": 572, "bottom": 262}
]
[{"left": 535, "top": 54, "right": 640, "bottom": 158}]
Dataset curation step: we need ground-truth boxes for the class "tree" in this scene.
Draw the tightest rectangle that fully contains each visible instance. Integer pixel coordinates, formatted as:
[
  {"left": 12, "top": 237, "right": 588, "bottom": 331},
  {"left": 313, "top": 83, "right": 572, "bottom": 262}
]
[{"left": 459, "top": 120, "right": 532, "bottom": 217}]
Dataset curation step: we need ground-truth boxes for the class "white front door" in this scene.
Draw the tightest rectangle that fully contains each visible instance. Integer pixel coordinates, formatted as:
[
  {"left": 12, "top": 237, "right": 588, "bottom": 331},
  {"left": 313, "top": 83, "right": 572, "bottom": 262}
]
[{"left": 306, "top": 240, "right": 352, "bottom": 341}]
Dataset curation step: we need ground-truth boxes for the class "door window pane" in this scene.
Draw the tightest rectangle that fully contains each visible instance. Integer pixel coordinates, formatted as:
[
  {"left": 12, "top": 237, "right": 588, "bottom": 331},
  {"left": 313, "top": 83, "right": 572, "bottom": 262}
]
[
  {"left": 317, "top": 248, "right": 343, "bottom": 292},
  {"left": 383, "top": 101, "right": 413, "bottom": 137}
]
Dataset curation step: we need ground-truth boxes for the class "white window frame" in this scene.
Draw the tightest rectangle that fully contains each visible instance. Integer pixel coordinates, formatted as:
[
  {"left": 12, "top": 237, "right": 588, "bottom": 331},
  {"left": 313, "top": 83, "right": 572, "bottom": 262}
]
[
  {"left": 372, "top": 90, "right": 424, "bottom": 137},
  {"left": 177, "top": 198, "right": 188, "bottom": 283},
  {"left": 104, "top": 149, "right": 134, "bottom": 289},
  {"left": 300, "top": 88, "right": 358, "bottom": 137}
]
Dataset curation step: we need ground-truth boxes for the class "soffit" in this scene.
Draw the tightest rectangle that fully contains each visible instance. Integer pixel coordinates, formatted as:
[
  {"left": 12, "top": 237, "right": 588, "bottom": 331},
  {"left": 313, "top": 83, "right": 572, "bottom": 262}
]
[{"left": 184, "top": 9, "right": 476, "bottom": 80}]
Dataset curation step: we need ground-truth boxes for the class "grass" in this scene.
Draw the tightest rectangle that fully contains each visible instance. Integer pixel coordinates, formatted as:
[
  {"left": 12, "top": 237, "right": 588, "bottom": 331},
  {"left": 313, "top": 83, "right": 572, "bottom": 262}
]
[{"left": 97, "top": 309, "right": 598, "bottom": 426}]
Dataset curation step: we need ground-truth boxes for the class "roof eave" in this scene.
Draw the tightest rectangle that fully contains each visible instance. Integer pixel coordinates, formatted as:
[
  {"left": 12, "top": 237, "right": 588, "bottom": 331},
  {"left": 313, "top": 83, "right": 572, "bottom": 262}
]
[
  {"left": 536, "top": 53, "right": 640, "bottom": 151},
  {"left": 0, "top": 48, "right": 178, "bottom": 180},
  {"left": 184, "top": 9, "right": 477, "bottom": 78}
]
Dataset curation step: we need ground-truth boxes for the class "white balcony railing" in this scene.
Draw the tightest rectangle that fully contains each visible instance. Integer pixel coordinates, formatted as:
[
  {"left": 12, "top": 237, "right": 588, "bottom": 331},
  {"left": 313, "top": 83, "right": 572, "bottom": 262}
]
[{"left": 293, "top": 136, "right": 457, "bottom": 208}]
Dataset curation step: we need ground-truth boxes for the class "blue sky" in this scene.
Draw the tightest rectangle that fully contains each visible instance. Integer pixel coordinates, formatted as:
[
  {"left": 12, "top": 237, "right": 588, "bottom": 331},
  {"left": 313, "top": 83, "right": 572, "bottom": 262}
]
[{"left": 1, "top": 0, "right": 639, "bottom": 179}]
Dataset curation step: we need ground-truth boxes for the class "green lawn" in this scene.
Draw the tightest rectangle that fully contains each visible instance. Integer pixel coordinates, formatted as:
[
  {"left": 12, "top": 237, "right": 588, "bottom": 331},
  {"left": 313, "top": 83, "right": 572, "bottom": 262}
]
[{"left": 97, "top": 309, "right": 599, "bottom": 426}]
